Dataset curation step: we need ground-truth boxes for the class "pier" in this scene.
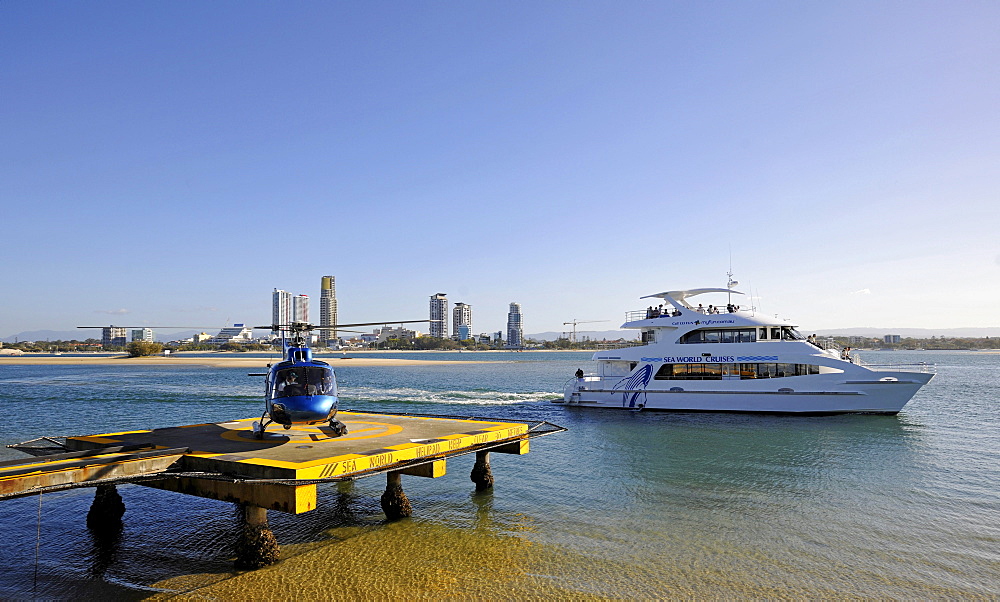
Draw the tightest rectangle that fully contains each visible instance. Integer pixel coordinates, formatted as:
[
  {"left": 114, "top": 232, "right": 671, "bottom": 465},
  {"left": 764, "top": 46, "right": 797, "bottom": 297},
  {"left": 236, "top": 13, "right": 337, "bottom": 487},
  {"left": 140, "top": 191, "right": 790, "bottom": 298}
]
[{"left": 2, "top": 411, "right": 564, "bottom": 568}]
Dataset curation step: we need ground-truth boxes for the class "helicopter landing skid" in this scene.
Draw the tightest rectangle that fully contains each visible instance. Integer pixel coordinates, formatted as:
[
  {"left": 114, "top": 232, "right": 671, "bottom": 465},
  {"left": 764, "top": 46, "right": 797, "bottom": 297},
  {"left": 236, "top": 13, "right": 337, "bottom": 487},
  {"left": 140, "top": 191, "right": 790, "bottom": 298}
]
[
  {"left": 252, "top": 412, "right": 273, "bottom": 440},
  {"left": 328, "top": 419, "right": 348, "bottom": 437}
]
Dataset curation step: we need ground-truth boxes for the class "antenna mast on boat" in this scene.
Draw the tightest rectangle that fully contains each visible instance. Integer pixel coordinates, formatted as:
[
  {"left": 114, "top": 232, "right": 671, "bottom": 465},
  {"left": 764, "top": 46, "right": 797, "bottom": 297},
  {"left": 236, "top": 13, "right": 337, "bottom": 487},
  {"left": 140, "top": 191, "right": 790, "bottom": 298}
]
[{"left": 726, "top": 249, "right": 739, "bottom": 306}]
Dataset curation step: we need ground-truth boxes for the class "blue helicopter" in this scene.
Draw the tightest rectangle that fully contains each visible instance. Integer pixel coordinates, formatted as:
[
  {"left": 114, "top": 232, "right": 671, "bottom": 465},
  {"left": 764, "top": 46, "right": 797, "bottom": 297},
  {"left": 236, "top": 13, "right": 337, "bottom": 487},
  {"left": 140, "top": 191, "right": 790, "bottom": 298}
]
[
  {"left": 248, "top": 320, "right": 428, "bottom": 439},
  {"left": 81, "top": 319, "right": 428, "bottom": 440}
]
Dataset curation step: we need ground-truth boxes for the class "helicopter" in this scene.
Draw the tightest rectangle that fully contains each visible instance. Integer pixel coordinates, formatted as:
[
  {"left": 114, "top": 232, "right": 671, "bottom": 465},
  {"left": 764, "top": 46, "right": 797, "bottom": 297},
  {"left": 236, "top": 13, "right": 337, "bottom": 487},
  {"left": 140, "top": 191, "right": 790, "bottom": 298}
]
[{"left": 80, "top": 319, "right": 429, "bottom": 440}]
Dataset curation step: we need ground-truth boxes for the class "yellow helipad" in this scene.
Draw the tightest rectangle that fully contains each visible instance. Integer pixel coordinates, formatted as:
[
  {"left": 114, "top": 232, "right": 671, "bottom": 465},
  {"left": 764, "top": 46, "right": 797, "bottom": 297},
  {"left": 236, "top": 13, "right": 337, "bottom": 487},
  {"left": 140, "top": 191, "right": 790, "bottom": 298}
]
[{"left": 64, "top": 411, "right": 531, "bottom": 481}]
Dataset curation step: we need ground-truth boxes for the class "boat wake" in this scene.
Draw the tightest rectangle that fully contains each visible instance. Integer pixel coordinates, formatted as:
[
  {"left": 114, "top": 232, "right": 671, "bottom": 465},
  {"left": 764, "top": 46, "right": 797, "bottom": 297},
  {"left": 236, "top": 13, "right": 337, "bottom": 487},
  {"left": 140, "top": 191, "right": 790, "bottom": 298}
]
[{"left": 341, "top": 386, "right": 561, "bottom": 405}]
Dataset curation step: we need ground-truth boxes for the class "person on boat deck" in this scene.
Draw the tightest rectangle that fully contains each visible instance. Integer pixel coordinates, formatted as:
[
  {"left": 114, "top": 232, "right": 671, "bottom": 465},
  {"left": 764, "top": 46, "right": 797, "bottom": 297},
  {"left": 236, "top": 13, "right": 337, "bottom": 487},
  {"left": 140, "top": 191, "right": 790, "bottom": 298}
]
[
  {"left": 672, "top": 308, "right": 682, "bottom": 316},
  {"left": 645, "top": 306, "right": 654, "bottom": 319},
  {"left": 575, "top": 368, "right": 584, "bottom": 379},
  {"left": 697, "top": 303, "right": 705, "bottom": 313},
  {"left": 841, "top": 347, "right": 853, "bottom": 362}
]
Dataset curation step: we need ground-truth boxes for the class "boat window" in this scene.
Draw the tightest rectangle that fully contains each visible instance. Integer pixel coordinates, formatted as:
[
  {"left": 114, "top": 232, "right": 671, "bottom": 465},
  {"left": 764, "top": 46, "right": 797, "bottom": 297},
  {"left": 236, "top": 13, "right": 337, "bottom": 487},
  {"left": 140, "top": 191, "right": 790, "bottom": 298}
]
[
  {"left": 680, "top": 329, "right": 759, "bottom": 344},
  {"left": 657, "top": 362, "right": 820, "bottom": 380},
  {"left": 272, "top": 367, "right": 336, "bottom": 398},
  {"left": 702, "top": 364, "right": 723, "bottom": 379},
  {"left": 654, "top": 364, "right": 677, "bottom": 380},
  {"left": 770, "top": 328, "right": 781, "bottom": 340},
  {"left": 679, "top": 331, "right": 702, "bottom": 344},
  {"left": 758, "top": 328, "right": 767, "bottom": 340},
  {"left": 783, "top": 327, "right": 804, "bottom": 340}
]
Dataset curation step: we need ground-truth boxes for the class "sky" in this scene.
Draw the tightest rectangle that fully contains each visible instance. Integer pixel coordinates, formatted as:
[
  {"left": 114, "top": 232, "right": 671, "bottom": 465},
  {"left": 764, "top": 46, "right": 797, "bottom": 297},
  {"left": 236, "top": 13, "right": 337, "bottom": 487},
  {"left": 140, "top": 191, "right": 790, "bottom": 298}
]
[{"left": 2, "top": 1, "right": 998, "bottom": 338}]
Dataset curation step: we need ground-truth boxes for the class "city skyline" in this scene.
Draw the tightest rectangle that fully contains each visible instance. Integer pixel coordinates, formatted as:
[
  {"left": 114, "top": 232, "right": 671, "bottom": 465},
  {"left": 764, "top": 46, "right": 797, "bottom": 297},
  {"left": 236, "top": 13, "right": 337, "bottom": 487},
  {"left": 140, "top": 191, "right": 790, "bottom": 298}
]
[{"left": 3, "top": 3, "right": 998, "bottom": 337}]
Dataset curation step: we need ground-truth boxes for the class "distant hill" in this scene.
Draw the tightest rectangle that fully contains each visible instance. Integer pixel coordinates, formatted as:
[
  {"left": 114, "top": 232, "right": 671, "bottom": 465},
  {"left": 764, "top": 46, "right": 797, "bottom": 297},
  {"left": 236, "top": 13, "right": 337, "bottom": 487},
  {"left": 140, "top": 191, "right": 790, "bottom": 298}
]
[
  {"left": 811, "top": 327, "right": 1000, "bottom": 338},
  {"left": 1, "top": 329, "right": 201, "bottom": 343},
  {"left": 2, "top": 330, "right": 91, "bottom": 343}
]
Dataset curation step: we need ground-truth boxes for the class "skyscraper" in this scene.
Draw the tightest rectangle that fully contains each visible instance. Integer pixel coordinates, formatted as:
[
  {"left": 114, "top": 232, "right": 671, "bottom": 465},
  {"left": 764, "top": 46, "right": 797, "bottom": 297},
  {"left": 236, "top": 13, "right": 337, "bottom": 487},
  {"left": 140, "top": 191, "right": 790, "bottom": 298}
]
[
  {"left": 452, "top": 302, "right": 472, "bottom": 340},
  {"left": 272, "top": 289, "right": 291, "bottom": 334},
  {"left": 506, "top": 302, "right": 523, "bottom": 348},
  {"left": 320, "top": 275, "right": 338, "bottom": 343},
  {"left": 293, "top": 294, "right": 309, "bottom": 323},
  {"left": 429, "top": 293, "right": 448, "bottom": 339}
]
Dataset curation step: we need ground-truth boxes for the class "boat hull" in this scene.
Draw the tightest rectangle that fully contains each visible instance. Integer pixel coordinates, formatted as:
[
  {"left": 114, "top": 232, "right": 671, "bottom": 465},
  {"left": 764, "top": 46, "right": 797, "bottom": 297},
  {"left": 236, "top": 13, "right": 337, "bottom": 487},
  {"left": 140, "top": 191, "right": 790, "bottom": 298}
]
[{"left": 560, "top": 372, "right": 933, "bottom": 415}]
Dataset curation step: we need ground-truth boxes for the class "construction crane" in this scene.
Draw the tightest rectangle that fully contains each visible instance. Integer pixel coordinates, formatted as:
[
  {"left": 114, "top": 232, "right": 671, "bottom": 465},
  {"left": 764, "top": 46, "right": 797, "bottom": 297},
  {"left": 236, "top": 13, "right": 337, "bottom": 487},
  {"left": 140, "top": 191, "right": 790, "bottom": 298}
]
[{"left": 562, "top": 319, "right": 609, "bottom": 343}]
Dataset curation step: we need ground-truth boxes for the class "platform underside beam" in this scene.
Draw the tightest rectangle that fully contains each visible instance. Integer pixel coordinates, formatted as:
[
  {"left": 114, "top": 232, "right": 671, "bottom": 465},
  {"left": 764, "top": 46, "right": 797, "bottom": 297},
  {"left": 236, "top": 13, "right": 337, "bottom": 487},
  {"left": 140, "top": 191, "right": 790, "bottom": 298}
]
[{"left": 142, "top": 476, "right": 317, "bottom": 514}]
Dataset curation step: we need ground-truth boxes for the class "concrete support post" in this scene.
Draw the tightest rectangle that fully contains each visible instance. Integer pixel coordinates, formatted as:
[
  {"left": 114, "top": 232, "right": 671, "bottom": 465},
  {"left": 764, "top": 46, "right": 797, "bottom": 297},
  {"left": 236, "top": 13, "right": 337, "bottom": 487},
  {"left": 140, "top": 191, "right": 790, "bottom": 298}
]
[
  {"left": 380, "top": 471, "right": 412, "bottom": 520},
  {"left": 234, "top": 504, "right": 279, "bottom": 570},
  {"left": 470, "top": 450, "right": 494, "bottom": 491},
  {"left": 87, "top": 484, "right": 126, "bottom": 530}
]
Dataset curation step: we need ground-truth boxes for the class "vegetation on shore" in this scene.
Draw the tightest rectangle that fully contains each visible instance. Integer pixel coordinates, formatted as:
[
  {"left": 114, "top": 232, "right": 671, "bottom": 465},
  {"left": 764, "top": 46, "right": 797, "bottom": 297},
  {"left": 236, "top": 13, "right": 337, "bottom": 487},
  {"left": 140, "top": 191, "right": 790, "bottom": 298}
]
[
  {"left": 829, "top": 336, "right": 998, "bottom": 350},
  {"left": 3, "top": 336, "right": 997, "bottom": 353}
]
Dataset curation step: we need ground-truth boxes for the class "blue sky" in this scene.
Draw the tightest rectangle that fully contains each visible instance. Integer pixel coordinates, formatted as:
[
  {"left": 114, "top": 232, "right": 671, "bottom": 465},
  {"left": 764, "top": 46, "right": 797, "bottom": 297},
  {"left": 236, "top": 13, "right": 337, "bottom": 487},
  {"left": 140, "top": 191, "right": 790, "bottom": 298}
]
[{"left": 2, "top": 1, "right": 998, "bottom": 338}]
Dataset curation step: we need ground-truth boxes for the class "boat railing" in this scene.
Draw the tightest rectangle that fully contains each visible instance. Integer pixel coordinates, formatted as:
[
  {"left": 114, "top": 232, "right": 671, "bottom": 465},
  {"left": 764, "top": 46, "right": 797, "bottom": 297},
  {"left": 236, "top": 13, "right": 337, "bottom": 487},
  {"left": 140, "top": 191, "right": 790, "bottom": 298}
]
[
  {"left": 853, "top": 357, "right": 936, "bottom": 374},
  {"left": 565, "top": 374, "right": 626, "bottom": 391},
  {"left": 626, "top": 308, "right": 682, "bottom": 322}
]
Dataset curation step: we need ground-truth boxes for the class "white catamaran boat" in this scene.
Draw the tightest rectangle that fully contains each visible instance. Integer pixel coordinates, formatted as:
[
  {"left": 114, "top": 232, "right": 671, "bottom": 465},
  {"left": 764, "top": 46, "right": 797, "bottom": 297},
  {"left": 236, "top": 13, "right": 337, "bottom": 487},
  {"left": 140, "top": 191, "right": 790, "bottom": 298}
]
[{"left": 559, "top": 287, "right": 934, "bottom": 415}]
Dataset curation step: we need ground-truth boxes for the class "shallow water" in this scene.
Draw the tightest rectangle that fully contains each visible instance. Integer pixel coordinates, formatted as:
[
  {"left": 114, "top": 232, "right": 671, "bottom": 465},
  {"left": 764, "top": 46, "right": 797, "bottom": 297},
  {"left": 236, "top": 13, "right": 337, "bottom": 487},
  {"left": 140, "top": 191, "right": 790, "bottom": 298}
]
[{"left": 0, "top": 350, "right": 997, "bottom": 598}]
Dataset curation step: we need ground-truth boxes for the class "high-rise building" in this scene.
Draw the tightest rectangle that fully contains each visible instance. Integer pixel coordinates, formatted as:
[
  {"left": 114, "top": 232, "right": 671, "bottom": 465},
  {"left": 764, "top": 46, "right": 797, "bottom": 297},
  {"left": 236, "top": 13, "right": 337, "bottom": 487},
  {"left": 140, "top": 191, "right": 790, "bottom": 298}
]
[
  {"left": 102, "top": 326, "right": 127, "bottom": 348},
  {"left": 272, "top": 289, "right": 292, "bottom": 334},
  {"left": 429, "top": 293, "right": 448, "bottom": 338},
  {"left": 452, "top": 302, "right": 472, "bottom": 340},
  {"left": 320, "top": 275, "right": 338, "bottom": 343},
  {"left": 293, "top": 294, "right": 309, "bottom": 323},
  {"left": 506, "top": 302, "right": 523, "bottom": 348},
  {"left": 131, "top": 328, "right": 153, "bottom": 342}
]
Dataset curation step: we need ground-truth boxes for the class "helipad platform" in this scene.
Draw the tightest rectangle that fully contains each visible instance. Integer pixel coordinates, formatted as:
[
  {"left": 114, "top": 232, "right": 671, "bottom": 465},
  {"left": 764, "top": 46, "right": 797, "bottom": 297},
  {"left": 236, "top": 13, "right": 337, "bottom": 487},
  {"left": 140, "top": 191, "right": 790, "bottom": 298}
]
[
  {"left": 4, "top": 411, "right": 565, "bottom": 568},
  {"left": 63, "top": 411, "right": 534, "bottom": 481},
  {"left": 4, "top": 411, "right": 563, "bottom": 514}
]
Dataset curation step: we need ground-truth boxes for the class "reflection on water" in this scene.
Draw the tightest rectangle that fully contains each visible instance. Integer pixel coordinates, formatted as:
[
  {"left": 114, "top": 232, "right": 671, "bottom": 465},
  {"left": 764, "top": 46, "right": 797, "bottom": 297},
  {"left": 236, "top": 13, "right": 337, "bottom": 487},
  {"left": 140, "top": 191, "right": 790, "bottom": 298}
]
[{"left": 1, "top": 352, "right": 998, "bottom": 598}]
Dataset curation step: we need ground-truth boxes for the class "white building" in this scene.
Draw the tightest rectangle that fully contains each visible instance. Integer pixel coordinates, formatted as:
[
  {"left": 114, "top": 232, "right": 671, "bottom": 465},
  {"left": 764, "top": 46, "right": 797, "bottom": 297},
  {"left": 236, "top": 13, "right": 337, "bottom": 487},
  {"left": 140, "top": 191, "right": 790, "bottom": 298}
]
[
  {"left": 320, "top": 275, "right": 338, "bottom": 343},
  {"left": 452, "top": 302, "right": 472, "bottom": 340},
  {"left": 376, "top": 326, "right": 420, "bottom": 345},
  {"left": 506, "top": 302, "right": 523, "bottom": 348},
  {"left": 102, "top": 327, "right": 127, "bottom": 348},
  {"left": 131, "top": 328, "right": 153, "bottom": 342},
  {"left": 429, "top": 293, "right": 448, "bottom": 339},
  {"left": 208, "top": 324, "right": 255, "bottom": 345},
  {"left": 272, "top": 289, "right": 292, "bottom": 333},
  {"left": 293, "top": 294, "right": 309, "bottom": 323}
]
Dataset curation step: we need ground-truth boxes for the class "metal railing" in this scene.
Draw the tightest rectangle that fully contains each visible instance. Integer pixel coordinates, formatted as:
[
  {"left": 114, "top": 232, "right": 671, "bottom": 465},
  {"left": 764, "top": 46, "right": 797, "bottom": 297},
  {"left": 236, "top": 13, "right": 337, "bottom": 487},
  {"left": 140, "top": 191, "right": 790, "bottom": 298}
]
[{"left": 852, "top": 357, "right": 936, "bottom": 373}]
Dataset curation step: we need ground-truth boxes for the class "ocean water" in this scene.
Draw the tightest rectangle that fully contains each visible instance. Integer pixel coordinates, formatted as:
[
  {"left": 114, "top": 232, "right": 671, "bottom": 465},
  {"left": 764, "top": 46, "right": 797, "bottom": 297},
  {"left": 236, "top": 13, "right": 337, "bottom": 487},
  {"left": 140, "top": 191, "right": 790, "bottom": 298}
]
[{"left": 0, "top": 350, "right": 997, "bottom": 598}]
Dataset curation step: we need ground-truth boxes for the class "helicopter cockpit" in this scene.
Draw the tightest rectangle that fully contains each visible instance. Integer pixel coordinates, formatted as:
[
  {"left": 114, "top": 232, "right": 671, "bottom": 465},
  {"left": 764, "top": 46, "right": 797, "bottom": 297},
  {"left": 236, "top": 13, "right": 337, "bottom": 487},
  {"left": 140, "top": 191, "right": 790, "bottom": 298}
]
[{"left": 269, "top": 366, "right": 337, "bottom": 399}]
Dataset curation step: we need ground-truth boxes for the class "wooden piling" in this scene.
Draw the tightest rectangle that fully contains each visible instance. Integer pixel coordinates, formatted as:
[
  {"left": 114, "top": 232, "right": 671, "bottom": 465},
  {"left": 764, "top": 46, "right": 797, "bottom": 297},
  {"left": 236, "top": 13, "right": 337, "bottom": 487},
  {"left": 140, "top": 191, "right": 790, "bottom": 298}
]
[
  {"left": 380, "top": 471, "right": 411, "bottom": 520},
  {"left": 234, "top": 504, "right": 279, "bottom": 569},
  {"left": 86, "top": 484, "right": 125, "bottom": 530},
  {"left": 470, "top": 450, "right": 494, "bottom": 491}
]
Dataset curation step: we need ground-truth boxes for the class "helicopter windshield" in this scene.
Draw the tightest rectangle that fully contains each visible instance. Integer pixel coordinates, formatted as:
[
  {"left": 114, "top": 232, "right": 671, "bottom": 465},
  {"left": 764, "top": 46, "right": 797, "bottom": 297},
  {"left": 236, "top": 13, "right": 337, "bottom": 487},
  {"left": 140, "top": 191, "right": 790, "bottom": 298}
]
[{"left": 272, "top": 366, "right": 336, "bottom": 398}]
